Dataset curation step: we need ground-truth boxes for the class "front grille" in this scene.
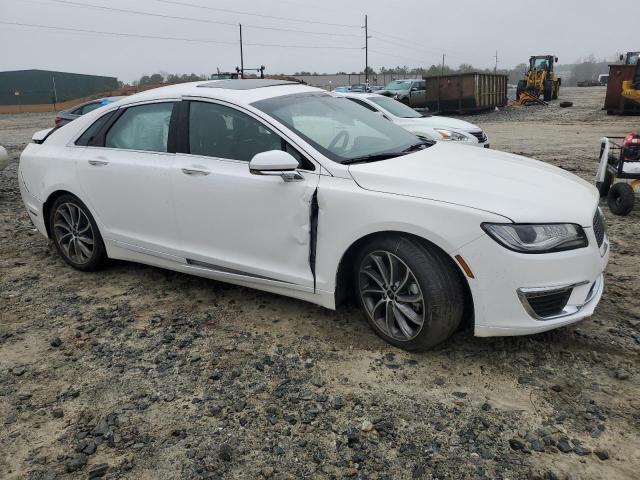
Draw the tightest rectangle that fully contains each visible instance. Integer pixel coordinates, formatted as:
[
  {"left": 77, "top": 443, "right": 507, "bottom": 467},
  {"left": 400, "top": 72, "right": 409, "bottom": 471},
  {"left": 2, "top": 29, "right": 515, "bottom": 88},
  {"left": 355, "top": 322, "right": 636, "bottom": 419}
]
[
  {"left": 468, "top": 130, "right": 488, "bottom": 143},
  {"left": 593, "top": 209, "right": 606, "bottom": 248},
  {"left": 523, "top": 288, "right": 573, "bottom": 318}
]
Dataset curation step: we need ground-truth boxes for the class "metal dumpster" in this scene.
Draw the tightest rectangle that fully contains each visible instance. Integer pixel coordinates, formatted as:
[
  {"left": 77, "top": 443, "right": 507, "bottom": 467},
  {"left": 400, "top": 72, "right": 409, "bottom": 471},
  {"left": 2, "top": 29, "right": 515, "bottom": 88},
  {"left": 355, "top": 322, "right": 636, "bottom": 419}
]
[{"left": 424, "top": 72, "right": 508, "bottom": 113}]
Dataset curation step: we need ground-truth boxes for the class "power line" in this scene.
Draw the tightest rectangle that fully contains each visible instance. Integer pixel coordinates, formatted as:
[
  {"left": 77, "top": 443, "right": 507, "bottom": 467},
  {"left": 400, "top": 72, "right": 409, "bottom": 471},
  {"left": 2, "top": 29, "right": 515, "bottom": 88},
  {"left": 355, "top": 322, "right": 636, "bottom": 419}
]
[
  {"left": 0, "top": 21, "right": 363, "bottom": 49},
  {"left": 155, "top": 0, "right": 360, "bottom": 28},
  {"left": 28, "top": 0, "right": 362, "bottom": 38}
]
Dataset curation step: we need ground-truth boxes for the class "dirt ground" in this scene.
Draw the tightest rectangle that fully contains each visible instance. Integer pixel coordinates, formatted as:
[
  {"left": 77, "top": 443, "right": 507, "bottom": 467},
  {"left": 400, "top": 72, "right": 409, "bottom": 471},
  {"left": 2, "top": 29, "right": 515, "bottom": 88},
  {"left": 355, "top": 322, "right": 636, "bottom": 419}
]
[{"left": 1, "top": 87, "right": 639, "bottom": 480}]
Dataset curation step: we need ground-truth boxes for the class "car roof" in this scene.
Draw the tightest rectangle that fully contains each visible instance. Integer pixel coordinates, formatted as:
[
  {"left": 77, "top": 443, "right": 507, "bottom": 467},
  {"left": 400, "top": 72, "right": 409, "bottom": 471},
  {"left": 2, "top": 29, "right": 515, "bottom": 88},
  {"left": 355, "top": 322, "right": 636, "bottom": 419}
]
[{"left": 115, "top": 80, "right": 322, "bottom": 107}]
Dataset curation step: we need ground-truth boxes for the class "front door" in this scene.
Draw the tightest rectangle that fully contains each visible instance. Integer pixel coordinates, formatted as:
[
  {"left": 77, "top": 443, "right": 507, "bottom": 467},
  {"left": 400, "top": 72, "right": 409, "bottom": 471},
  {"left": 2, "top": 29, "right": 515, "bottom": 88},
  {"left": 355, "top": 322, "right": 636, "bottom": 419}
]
[
  {"left": 172, "top": 100, "right": 319, "bottom": 288},
  {"left": 76, "top": 101, "right": 181, "bottom": 259}
]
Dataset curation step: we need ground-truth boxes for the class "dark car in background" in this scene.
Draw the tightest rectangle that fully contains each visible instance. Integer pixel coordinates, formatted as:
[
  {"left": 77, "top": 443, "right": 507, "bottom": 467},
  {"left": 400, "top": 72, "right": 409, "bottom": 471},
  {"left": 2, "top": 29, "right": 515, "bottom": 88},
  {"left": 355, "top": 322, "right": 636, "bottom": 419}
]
[
  {"left": 376, "top": 79, "right": 426, "bottom": 108},
  {"left": 54, "top": 96, "right": 124, "bottom": 126}
]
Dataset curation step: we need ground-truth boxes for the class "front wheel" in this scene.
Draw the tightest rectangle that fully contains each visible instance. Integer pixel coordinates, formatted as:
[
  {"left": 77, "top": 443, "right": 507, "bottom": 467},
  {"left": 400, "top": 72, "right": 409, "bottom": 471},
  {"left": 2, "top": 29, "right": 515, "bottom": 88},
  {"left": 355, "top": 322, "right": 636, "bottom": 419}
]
[
  {"left": 354, "top": 235, "right": 464, "bottom": 351},
  {"left": 49, "top": 194, "right": 107, "bottom": 271},
  {"left": 543, "top": 80, "right": 553, "bottom": 101}
]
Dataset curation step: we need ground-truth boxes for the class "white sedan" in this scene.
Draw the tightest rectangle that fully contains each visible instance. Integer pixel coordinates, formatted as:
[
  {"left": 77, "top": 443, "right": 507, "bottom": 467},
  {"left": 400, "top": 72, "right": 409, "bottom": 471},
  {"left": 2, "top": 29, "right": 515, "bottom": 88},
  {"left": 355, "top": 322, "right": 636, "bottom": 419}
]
[
  {"left": 335, "top": 92, "right": 489, "bottom": 147},
  {"left": 19, "top": 80, "right": 608, "bottom": 350}
]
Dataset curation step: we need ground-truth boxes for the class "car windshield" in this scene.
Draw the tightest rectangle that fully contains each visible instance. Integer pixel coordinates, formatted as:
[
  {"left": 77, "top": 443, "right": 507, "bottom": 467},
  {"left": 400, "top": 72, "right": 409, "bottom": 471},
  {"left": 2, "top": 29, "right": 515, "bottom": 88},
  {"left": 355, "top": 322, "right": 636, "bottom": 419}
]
[
  {"left": 385, "top": 80, "right": 412, "bottom": 91},
  {"left": 369, "top": 96, "right": 424, "bottom": 118},
  {"left": 253, "top": 93, "right": 427, "bottom": 164}
]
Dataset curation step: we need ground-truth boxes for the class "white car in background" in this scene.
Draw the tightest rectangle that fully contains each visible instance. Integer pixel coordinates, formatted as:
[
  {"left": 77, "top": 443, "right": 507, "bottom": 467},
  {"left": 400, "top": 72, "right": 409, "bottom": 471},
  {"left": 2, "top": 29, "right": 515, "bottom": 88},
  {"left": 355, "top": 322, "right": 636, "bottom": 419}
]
[
  {"left": 336, "top": 92, "right": 490, "bottom": 148},
  {"left": 19, "top": 80, "right": 607, "bottom": 351},
  {"left": 0, "top": 146, "right": 9, "bottom": 171}
]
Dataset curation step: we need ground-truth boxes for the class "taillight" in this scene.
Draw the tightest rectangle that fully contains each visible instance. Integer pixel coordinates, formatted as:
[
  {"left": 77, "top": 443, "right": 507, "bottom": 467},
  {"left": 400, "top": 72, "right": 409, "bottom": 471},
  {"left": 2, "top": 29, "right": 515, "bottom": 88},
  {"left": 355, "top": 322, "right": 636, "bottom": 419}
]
[{"left": 54, "top": 116, "right": 62, "bottom": 125}]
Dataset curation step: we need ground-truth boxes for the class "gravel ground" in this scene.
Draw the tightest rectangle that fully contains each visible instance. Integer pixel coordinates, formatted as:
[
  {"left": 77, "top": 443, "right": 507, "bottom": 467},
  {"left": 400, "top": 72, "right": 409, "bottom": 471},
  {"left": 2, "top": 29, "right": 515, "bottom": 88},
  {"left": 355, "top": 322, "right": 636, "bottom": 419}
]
[{"left": 1, "top": 87, "right": 639, "bottom": 480}]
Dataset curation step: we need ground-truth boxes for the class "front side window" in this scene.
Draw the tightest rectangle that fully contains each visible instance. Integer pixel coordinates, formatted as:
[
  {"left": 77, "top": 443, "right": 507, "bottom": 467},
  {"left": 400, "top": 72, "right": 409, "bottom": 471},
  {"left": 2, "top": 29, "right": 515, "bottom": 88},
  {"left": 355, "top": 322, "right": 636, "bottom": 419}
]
[
  {"left": 188, "top": 101, "right": 281, "bottom": 161},
  {"left": 253, "top": 93, "right": 424, "bottom": 163},
  {"left": 105, "top": 102, "right": 173, "bottom": 152}
]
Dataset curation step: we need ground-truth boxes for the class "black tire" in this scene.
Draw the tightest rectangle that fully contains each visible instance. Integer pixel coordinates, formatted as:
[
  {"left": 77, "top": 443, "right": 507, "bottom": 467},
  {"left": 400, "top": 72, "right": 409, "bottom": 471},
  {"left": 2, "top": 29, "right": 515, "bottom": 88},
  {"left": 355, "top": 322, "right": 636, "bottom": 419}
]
[
  {"left": 353, "top": 235, "right": 464, "bottom": 351},
  {"left": 543, "top": 80, "right": 553, "bottom": 101},
  {"left": 49, "top": 194, "right": 108, "bottom": 271},
  {"left": 516, "top": 80, "right": 526, "bottom": 100},
  {"left": 607, "top": 183, "right": 635, "bottom": 216},
  {"left": 596, "top": 169, "right": 614, "bottom": 198},
  {"left": 559, "top": 101, "right": 573, "bottom": 108}
]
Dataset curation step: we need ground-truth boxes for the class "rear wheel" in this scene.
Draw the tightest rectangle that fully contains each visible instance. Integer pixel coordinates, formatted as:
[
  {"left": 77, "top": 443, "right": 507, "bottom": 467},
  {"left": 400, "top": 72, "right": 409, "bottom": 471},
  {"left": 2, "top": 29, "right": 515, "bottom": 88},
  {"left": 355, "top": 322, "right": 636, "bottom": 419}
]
[
  {"left": 49, "top": 194, "right": 107, "bottom": 271},
  {"left": 607, "top": 183, "right": 635, "bottom": 216},
  {"left": 353, "top": 235, "right": 464, "bottom": 351}
]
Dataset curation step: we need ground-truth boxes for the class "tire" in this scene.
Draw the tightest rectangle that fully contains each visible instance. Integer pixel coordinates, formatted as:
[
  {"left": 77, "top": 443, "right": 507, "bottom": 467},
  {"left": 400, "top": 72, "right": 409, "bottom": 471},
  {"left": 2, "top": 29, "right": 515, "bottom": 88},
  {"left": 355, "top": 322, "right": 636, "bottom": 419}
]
[
  {"left": 543, "top": 80, "right": 553, "bottom": 101},
  {"left": 516, "top": 80, "right": 526, "bottom": 100},
  {"left": 400, "top": 97, "right": 410, "bottom": 106},
  {"left": 353, "top": 235, "right": 464, "bottom": 351},
  {"left": 49, "top": 194, "right": 107, "bottom": 271},
  {"left": 607, "top": 183, "right": 635, "bottom": 216},
  {"left": 559, "top": 101, "right": 573, "bottom": 108},
  {"left": 596, "top": 169, "right": 613, "bottom": 198}
]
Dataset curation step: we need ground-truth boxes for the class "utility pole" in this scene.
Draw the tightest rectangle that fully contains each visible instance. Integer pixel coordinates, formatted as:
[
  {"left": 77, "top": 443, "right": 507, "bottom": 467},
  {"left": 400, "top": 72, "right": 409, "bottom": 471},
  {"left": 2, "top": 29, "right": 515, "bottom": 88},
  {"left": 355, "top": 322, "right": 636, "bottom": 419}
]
[
  {"left": 364, "top": 15, "right": 369, "bottom": 84},
  {"left": 51, "top": 75, "right": 58, "bottom": 110},
  {"left": 494, "top": 50, "right": 498, "bottom": 72},
  {"left": 239, "top": 23, "right": 244, "bottom": 79},
  {"left": 441, "top": 54, "right": 445, "bottom": 75}
]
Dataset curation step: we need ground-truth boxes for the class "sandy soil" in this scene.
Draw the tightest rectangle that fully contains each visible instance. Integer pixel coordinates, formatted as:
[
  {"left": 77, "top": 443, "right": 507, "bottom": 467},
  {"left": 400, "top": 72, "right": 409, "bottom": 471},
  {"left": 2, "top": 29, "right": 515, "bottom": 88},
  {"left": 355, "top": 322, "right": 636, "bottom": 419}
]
[{"left": 1, "top": 87, "right": 639, "bottom": 480}]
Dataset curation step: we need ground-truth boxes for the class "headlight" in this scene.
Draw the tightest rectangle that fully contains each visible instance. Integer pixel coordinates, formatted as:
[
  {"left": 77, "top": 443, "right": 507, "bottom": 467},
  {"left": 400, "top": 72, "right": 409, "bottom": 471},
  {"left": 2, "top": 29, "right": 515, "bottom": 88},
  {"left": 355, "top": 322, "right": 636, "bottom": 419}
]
[
  {"left": 393, "top": 94, "right": 400, "bottom": 99},
  {"left": 435, "top": 129, "right": 467, "bottom": 141},
  {"left": 481, "top": 223, "right": 588, "bottom": 253}
]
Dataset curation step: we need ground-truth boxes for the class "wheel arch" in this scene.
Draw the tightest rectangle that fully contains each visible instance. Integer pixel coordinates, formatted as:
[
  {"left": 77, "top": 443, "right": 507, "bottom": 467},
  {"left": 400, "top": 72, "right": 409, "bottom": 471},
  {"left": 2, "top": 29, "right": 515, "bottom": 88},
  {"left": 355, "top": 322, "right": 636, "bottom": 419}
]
[
  {"left": 42, "top": 189, "right": 89, "bottom": 239},
  {"left": 333, "top": 230, "right": 474, "bottom": 329}
]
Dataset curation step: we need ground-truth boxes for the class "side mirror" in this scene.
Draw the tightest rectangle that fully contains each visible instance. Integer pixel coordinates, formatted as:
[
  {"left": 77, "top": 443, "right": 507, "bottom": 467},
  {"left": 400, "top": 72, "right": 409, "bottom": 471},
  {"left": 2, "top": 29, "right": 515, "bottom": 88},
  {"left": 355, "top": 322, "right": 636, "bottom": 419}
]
[
  {"left": 249, "top": 150, "right": 302, "bottom": 182},
  {"left": 620, "top": 54, "right": 624, "bottom": 61},
  {"left": 555, "top": 57, "right": 558, "bottom": 62}
]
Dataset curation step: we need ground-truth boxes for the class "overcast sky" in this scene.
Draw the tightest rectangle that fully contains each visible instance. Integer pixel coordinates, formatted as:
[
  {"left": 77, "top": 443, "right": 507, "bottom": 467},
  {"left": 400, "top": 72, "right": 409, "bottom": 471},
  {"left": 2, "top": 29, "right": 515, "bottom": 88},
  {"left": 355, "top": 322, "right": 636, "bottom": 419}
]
[{"left": 0, "top": 0, "right": 635, "bottom": 82}]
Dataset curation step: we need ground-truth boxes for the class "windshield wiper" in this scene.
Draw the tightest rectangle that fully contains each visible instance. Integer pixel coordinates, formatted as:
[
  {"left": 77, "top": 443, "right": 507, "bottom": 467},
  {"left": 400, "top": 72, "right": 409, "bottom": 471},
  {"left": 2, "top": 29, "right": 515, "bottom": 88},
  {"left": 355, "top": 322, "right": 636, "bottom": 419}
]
[
  {"left": 402, "top": 140, "right": 433, "bottom": 152},
  {"left": 341, "top": 152, "right": 407, "bottom": 165}
]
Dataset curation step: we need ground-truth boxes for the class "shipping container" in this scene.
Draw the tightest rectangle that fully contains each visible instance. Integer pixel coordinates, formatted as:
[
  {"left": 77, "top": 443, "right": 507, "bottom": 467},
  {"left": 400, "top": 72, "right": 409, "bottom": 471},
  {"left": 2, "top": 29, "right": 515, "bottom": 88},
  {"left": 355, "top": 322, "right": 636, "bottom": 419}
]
[{"left": 423, "top": 72, "right": 508, "bottom": 113}]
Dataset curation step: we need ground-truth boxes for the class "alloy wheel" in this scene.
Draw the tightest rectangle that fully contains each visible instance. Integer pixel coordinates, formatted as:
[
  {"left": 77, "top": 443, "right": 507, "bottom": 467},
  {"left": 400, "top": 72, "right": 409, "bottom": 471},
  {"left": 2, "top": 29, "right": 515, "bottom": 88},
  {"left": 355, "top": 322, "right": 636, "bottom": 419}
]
[
  {"left": 53, "top": 202, "right": 95, "bottom": 264},
  {"left": 358, "top": 250, "right": 425, "bottom": 341}
]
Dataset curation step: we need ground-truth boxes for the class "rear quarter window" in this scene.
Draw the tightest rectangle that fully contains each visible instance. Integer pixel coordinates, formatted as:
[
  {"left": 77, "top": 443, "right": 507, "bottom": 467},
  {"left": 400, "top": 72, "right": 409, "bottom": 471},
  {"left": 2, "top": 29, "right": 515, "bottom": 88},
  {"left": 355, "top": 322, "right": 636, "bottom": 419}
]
[{"left": 75, "top": 111, "right": 115, "bottom": 146}]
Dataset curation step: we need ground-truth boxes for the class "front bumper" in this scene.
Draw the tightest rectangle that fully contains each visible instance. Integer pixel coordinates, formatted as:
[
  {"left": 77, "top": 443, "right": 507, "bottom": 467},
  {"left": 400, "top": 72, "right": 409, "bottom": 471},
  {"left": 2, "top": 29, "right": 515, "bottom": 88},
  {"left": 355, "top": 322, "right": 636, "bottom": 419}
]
[{"left": 454, "top": 226, "right": 609, "bottom": 337}]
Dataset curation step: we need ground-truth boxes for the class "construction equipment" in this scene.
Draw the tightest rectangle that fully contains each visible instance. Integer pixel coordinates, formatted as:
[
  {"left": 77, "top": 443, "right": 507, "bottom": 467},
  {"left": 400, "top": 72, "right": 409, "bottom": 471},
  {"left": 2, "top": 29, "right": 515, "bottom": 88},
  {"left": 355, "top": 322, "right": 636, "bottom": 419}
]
[
  {"left": 605, "top": 52, "right": 640, "bottom": 115},
  {"left": 596, "top": 132, "right": 640, "bottom": 216},
  {"left": 516, "top": 55, "right": 561, "bottom": 102}
]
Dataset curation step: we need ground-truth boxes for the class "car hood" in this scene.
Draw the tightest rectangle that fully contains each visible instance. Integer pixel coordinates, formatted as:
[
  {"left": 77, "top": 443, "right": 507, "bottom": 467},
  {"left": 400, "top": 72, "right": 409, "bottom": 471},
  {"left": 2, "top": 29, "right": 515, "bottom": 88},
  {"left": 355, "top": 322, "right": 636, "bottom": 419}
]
[
  {"left": 394, "top": 116, "right": 480, "bottom": 132},
  {"left": 348, "top": 142, "right": 598, "bottom": 226}
]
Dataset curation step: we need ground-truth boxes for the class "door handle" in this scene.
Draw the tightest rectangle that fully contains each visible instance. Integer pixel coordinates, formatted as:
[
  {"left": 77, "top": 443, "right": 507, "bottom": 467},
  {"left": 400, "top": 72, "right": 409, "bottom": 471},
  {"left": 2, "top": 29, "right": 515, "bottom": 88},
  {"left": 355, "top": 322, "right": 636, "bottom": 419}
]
[
  {"left": 181, "top": 167, "right": 210, "bottom": 176},
  {"left": 88, "top": 159, "right": 109, "bottom": 166}
]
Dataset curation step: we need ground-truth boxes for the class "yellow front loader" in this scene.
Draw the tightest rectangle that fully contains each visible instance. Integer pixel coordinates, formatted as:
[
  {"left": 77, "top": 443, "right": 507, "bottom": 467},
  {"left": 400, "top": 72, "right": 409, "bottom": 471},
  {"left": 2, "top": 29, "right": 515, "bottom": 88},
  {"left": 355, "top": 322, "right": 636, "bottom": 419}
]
[{"left": 516, "top": 55, "right": 561, "bottom": 102}]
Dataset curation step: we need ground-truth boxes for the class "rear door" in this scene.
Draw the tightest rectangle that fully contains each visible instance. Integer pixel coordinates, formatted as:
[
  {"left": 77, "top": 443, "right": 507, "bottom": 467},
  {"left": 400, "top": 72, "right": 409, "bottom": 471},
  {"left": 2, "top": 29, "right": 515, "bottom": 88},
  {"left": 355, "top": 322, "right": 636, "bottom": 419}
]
[{"left": 75, "top": 101, "right": 181, "bottom": 260}]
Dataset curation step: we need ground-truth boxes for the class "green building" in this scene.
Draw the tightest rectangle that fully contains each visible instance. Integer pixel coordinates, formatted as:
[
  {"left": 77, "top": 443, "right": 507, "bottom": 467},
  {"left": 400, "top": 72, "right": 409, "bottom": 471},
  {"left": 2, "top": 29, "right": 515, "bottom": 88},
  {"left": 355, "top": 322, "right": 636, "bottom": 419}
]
[{"left": 0, "top": 69, "right": 118, "bottom": 105}]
